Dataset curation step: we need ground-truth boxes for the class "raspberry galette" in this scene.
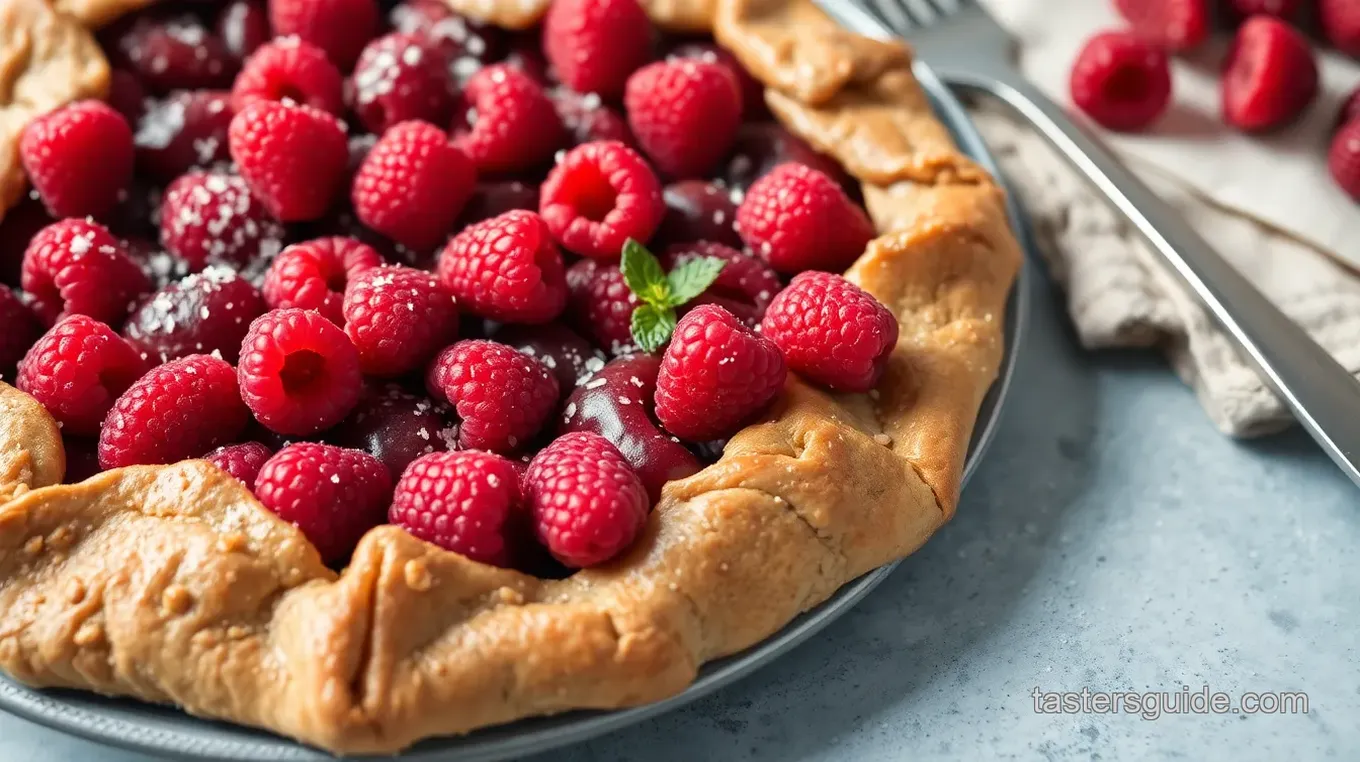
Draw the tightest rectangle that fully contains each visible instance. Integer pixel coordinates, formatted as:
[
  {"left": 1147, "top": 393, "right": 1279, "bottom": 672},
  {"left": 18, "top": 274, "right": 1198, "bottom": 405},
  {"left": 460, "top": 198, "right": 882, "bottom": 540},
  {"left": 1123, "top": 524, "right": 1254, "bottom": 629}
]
[{"left": 0, "top": 0, "right": 1021, "bottom": 753}]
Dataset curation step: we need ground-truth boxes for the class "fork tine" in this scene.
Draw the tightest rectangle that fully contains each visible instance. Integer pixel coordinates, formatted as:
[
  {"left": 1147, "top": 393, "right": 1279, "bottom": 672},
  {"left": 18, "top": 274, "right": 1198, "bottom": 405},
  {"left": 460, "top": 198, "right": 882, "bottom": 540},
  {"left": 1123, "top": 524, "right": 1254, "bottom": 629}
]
[
  {"left": 866, "top": 0, "right": 917, "bottom": 31},
  {"left": 901, "top": 0, "right": 938, "bottom": 25}
]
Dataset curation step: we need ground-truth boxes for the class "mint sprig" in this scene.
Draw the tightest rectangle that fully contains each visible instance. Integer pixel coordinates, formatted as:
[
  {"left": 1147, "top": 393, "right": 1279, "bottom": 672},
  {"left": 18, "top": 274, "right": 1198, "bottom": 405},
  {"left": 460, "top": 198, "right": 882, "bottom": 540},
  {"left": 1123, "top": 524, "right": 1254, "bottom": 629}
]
[{"left": 620, "top": 239, "right": 725, "bottom": 353}]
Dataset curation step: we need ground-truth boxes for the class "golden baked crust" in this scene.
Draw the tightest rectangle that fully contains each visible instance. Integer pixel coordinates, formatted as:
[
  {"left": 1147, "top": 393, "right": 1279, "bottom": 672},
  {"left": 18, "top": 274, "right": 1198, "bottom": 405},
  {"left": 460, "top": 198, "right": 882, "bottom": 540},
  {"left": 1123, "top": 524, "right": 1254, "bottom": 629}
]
[{"left": 0, "top": 0, "right": 1022, "bottom": 753}]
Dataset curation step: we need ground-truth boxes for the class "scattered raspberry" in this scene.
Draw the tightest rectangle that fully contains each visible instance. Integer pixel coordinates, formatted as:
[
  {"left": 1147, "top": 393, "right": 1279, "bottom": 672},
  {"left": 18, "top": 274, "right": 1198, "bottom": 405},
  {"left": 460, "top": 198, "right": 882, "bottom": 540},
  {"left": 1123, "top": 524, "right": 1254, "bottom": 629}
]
[
  {"left": 389, "top": 450, "right": 521, "bottom": 566},
  {"left": 343, "top": 266, "right": 459, "bottom": 375},
  {"left": 459, "top": 181, "right": 541, "bottom": 226},
  {"left": 453, "top": 64, "right": 564, "bottom": 174},
  {"left": 760, "top": 272, "right": 897, "bottom": 392},
  {"left": 0, "top": 287, "right": 42, "bottom": 380},
  {"left": 254, "top": 442, "right": 392, "bottom": 563},
  {"left": 216, "top": 0, "right": 272, "bottom": 59},
  {"left": 231, "top": 37, "right": 346, "bottom": 115},
  {"left": 654, "top": 304, "right": 786, "bottom": 441},
  {"left": 228, "top": 100, "right": 349, "bottom": 221},
  {"left": 111, "top": 14, "right": 238, "bottom": 93},
  {"left": 15, "top": 315, "right": 147, "bottom": 436},
  {"left": 238, "top": 308, "right": 363, "bottom": 435},
  {"left": 564, "top": 259, "right": 637, "bottom": 354},
  {"left": 492, "top": 322, "right": 605, "bottom": 391},
  {"left": 21, "top": 219, "right": 151, "bottom": 327},
  {"left": 1229, "top": 0, "right": 1303, "bottom": 19},
  {"left": 348, "top": 33, "right": 455, "bottom": 134},
  {"left": 98, "top": 354, "right": 250, "bottom": 469},
  {"left": 1069, "top": 31, "right": 1172, "bottom": 132},
  {"left": 662, "top": 241, "right": 780, "bottom": 326},
  {"left": 1222, "top": 17, "right": 1318, "bottom": 131},
  {"left": 134, "top": 90, "right": 235, "bottom": 181},
  {"left": 204, "top": 441, "right": 273, "bottom": 485},
  {"left": 543, "top": 0, "right": 652, "bottom": 99},
  {"left": 160, "top": 171, "right": 285, "bottom": 275},
  {"left": 1320, "top": 0, "right": 1360, "bottom": 57},
  {"left": 736, "top": 162, "right": 875, "bottom": 275},
  {"left": 523, "top": 431, "right": 648, "bottom": 568},
  {"left": 124, "top": 266, "right": 267, "bottom": 364},
  {"left": 268, "top": 0, "right": 379, "bottom": 71},
  {"left": 262, "top": 237, "right": 384, "bottom": 324},
  {"left": 1112, "top": 0, "right": 1210, "bottom": 51},
  {"left": 20, "top": 100, "right": 134, "bottom": 219},
  {"left": 539, "top": 140, "right": 664, "bottom": 261},
  {"left": 425, "top": 339, "right": 559, "bottom": 453},
  {"left": 1329, "top": 120, "right": 1360, "bottom": 201},
  {"left": 551, "top": 89, "right": 635, "bottom": 146},
  {"left": 669, "top": 42, "right": 765, "bottom": 120},
  {"left": 624, "top": 59, "right": 742, "bottom": 178},
  {"left": 329, "top": 384, "right": 456, "bottom": 476},
  {"left": 438, "top": 210, "right": 568, "bottom": 324},
  {"left": 352, "top": 120, "right": 477, "bottom": 252},
  {"left": 655, "top": 180, "right": 742, "bottom": 248}
]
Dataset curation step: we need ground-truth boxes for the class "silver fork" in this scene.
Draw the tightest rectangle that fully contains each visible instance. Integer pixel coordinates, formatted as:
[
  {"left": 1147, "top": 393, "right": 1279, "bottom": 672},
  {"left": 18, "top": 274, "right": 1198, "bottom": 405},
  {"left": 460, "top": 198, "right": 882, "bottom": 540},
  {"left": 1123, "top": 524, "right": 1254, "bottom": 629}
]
[{"left": 820, "top": 0, "right": 1360, "bottom": 488}]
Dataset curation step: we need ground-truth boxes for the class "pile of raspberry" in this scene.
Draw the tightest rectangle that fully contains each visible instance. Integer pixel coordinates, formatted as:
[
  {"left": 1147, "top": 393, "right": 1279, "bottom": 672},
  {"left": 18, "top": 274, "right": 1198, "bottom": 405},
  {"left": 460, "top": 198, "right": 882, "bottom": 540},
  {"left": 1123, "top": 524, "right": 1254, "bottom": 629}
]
[{"left": 0, "top": 0, "right": 900, "bottom": 573}]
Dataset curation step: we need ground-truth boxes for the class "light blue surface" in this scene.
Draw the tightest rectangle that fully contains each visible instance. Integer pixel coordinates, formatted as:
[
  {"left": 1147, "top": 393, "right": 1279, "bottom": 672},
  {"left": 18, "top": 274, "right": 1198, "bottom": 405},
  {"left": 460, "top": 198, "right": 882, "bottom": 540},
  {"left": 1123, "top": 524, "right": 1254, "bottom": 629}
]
[{"left": 4, "top": 270, "right": 1358, "bottom": 760}]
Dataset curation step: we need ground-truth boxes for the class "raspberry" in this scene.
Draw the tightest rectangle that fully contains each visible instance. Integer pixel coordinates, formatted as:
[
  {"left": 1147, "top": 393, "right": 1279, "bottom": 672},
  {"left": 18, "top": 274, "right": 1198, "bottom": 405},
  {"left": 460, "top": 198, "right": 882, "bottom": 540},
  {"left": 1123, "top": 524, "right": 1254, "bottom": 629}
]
[
  {"left": 329, "top": 384, "right": 456, "bottom": 476},
  {"left": 238, "top": 308, "right": 363, "bottom": 435},
  {"left": 0, "top": 287, "right": 42, "bottom": 381},
  {"left": 21, "top": 219, "right": 151, "bottom": 327},
  {"left": 523, "top": 431, "right": 648, "bottom": 568},
  {"left": 160, "top": 171, "right": 285, "bottom": 272},
  {"left": 262, "top": 237, "right": 384, "bottom": 324},
  {"left": 736, "top": 162, "right": 875, "bottom": 275},
  {"left": 759, "top": 272, "right": 897, "bottom": 393},
  {"left": 20, "top": 100, "right": 134, "bottom": 219},
  {"left": 205, "top": 441, "right": 273, "bottom": 485},
  {"left": 1329, "top": 120, "right": 1360, "bottom": 201},
  {"left": 437, "top": 210, "right": 568, "bottom": 324},
  {"left": 349, "top": 33, "right": 455, "bottom": 135},
  {"left": 254, "top": 443, "right": 392, "bottom": 563},
  {"left": 459, "top": 181, "right": 541, "bottom": 226},
  {"left": 543, "top": 0, "right": 652, "bottom": 99},
  {"left": 1222, "top": 17, "right": 1319, "bottom": 131},
  {"left": 1229, "top": 0, "right": 1303, "bottom": 18},
  {"left": 15, "top": 315, "right": 147, "bottom": 436},
  {"left": 134, "top": 90, "right": 235, "bottom": 181},
  {"left": 654, "top": 304, "right": 786, "bottom": 441},
  {"left": 1069, "top": 31, "right": 1173, "bottom": 132},
  {"left": 539, "top": 140, "right": 664, "bottom": 261},
  {"left": 268, "top": 0, "right": 380, "bottom": 71},
  {"left": 352, "top": 120, "right": 477, "bottom": 252},
  {"left": 1112, "top": 0, "right": 1210, "bottom": 51},
  {"left": 124, "top": 266, "right": 267, "bottom": 364},
  {"left": 564, "top": 259, "right": 637, "bottom": 354},
  {"left": 228, "top": 100, "right": 349, "bottom": 222},
  {"left": 343, "top": 266, "right": 459, "bottom": 375},
  {"left": 111, "top": 14, "right": 238, "bottom": 93},
  {"left": 661, "top": 241, "right": 780, "bottom": 326},
  {"left": 656, "top": 180, "right": 742, "bottom": 248},
  {"left": 98, "top": 354, "right": 250, "bottom": 469},
  {"left": 389, "top": 450, "right": 521, "bottom": 565},
  {"left": 551, "top": 89, "right": 635, "bottom": 146},
  {"left": 624, "top": 59, "right": 742, "bottom": 178},
  {"left": 425, "top": 339, "right": 559, "bottom": 453},
  {"left": 453, "top": 64, "right": 564, "bottom": 175},
  {"left": 232, "top": 37, "right": 346, "bottom": 115},
  {"left": 669, "top": 42, "right": 765, "bottom": 120},
  {"left": 217, "top": 0, "right": 272, "bottom": 59},
  {"left": 1320, "top": 0, "right": 1360, "bottom": 57}
]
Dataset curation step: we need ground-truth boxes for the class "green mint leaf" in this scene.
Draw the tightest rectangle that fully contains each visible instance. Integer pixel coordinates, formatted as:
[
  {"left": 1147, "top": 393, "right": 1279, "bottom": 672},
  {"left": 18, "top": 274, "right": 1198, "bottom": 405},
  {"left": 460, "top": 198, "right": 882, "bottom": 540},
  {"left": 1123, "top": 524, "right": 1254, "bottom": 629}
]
[
  {"left": 630, "top": 303, "right": 678, "bottom": 354},
  {"left": 664, "top": 256, "right": 726, "bottom": 306},
  {"left": 620, "top": 238, "right": 671, "bottom": 306}
]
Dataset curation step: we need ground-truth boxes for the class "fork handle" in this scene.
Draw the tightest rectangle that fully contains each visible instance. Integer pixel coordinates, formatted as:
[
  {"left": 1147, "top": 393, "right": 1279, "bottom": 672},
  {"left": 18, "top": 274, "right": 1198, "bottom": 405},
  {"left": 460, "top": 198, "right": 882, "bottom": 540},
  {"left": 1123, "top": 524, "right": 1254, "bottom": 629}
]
[{"left": 943, "top": 70, "right": 1360, "bottom": 486}]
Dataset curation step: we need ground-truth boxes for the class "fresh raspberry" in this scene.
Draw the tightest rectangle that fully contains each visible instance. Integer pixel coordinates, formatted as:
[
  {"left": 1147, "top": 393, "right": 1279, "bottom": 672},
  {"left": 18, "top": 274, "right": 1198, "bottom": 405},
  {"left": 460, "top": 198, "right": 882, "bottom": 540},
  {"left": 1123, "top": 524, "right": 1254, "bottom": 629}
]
[
  {"left": 348, "top": 33, "right": 455, "bottom": 134},
  {"left": 425, "top": 339, "right": 559, "bottom": 453},
  {"left": 20, "top": 100, "right": 134, "bottom": 219},
  {"left": 736, "top": 162, "right": 875, "bottom": 275},
  {"left": 268, "top": 0, "right": 379, "bottom": 71},
  {"left": 0, "top": 287, "right": 42, "bottom": 380},
  {"left": 134, "top": 90, "right": 235, "bottom": 181},
  {"left": 669, "top": 42, "right": 765, "bottom": 120},
  {"left": 654, "top": 304, "right": 786, "bottom": 441},
  {"left": 231, "top": 37, "right": 346, "bottom": 115},
  {"left": 15, "top": 315, "right": 147, "bottom": 436},
  {"left": 389, "top": 0, "right": 507, "bottom": 81},
  {"left": 543, "top": 0, "right": 652, "bottom": 99},
  {"left": 343, "top": 266, "right": 459, "bottom": 376},
  {"left": 564, "top": 259, "right": 637, "bottom": 354},
  {"left": 1229, "top": 0, "right": 1303, "bottom": 19},
  {"left": 453, "top": 64, "right": 564, "bottom": 175},
  {"left": 110, "top": 14, "right": 238, "bottom": 93},
  {"left": 1320, "top": 0, "right": 1360, "bottom": 57},
  {"left": 1222, "top": 17, "right": 1319, "bottom": 131},
  {"left": 253, "top": 442, "right": 392, "bottom": 562},
  {"left": 459, "top": 181, "right": 541, "bottom": 226},
  {"left": 538, "top": 140, "right": 664, "bottom": 261},
  {"left": 98, "top": 354, "right": 250, "bottom": 469},
  {"left": 160, "top": 170, "right": 285, "bottom": 272},
  {"left": 551, "top": 89, "right": 635, "bottom": 146},
  {"left": 1112, "top": 0, "right": 1210, "bottom": 51},
  {"left": 523, "top": 431, "right": 648, "bottom": 568},
  {"left": 228, "top": 100, "right": 349, "bottom": 222},
  {"left": 655, "top": 180, "right": 742, "bottom": 248},
  {"left": 1337, "top": 86, "right": 1360, "bottom": 129},
  {"left": 1069, "top": 31, "right": 1173, "bottom": 132},
  {"left": 723, "top": 122, "right": 855, "bottom": 194},
  {"left": 438, "top": 210, "right": 568, "bottom": 324},
  {"left": 352, "top": 120, "right": 477, "bottom": 252},
  {"left": 204, "top": 441, "right": 273, "bottom": 485},
  {"left": 21, "top": 219, "right": 151, "bottom": 327},
  {"left": 492, "top": 322, "right": 605, "bottom": 391},
  {"left": 759, "top": 272, "right": 897, "bottom": 392},
  {"left": 107, "top": 69, "right": 148, "bottom": 125},
  {"left": 238, "top": 308, "right": 362, "bottom": 435},
  {"left": 389, "top": 450, "right": 521, "bottom": 565},
  {"left": 661, "top": 241, "right": 780, "bottom": 327},
  {"left": 329, "top": 383, "right": 456, "bottom": 476},
  {"left": 262, "top": 237, "right": 384, "bottom": 324},
  {"left": 1329, "top": 120, "right": 1360, "bottom": 201},
  {"left": 216, "top": 0, "right": 272, "bottom": 59},
  {"left": 124, "top": 266, "right": 267, "bottom": 364},
  {"left": 624, "top": 59, "right": 742, "bottom": 178}
]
